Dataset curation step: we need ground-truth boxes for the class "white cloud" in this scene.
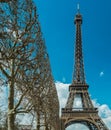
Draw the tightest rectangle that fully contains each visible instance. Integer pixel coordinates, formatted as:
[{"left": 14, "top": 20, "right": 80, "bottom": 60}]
[
  {"left": 67, "top": 124, "right": 89, "bottom": 130},
  {"left": 55, "top": 82, "right": 69, "bottom": 109},
  {"left": 1, "top": 82, "right": 111, "bottom": 129},
  {"left": 16, "top": 113, "right": 34, "bottom": 125},
  {"left": 62, "top": 77, "right": 66, "bottom": 83},
  {"left": 93, "top": 100, "right": 111, "bottom": 128},
  {"left": 0, "top": 87, "right": 8, "bottom": 110},
  {"left": 100, "top": 71, "right": 104, "bottom": 77},
  {"left": 73, "top": 94, "right": 82, "bottom": 109},
  {"left": 55, "top": 81, "right": 111, "bottom": 129}
]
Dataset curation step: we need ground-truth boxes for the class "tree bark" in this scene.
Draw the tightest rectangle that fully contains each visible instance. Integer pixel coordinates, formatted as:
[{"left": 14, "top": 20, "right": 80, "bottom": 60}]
[
  {"left": 8, "top": 59, "right": 15, "bottom": 130},
  {"left": 36, "top": 112, "right": 40, "bottom": 130},
  {"left": 8, "top": 83, "right": 15, "bottom": 130},
  {"left": 44, "top": 113, "right": 49, "bottom": 130}
]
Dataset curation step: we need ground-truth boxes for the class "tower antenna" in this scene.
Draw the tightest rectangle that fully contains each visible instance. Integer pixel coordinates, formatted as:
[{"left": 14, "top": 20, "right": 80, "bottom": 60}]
[{"left": 77, "top": 3, "right": 80, "bottom": 14}]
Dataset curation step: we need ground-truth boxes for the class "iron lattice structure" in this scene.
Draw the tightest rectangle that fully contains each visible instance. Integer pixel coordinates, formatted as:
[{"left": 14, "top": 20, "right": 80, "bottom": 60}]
[{"left": 61, "top": 10, "right": 109, "bottom": 130}]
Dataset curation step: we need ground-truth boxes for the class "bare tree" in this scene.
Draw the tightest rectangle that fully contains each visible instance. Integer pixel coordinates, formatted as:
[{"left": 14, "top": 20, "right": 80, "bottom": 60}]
[
  {"left": 0, "top": 0, "right": 60, "bottom": 130},
  {"left": 0, "top": 0, "right": 40, "bottom": 130},
  {"left": 30, "top": 33, "right": 60, "bottom": 130}
]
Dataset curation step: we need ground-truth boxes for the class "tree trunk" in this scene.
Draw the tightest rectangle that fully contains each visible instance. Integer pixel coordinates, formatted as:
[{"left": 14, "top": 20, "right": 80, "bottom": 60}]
[
  {"left": 8, "top": 59, "right": 15, "bottom": 130},
  {"left": 8, "top": 83, "right": 15, "bottom": 130},
  {"left": 36, "top": 112, "right": 40, "bottom": 130},
  {"left": 44, "top": 113, "right": 49, "bottom": 130}
]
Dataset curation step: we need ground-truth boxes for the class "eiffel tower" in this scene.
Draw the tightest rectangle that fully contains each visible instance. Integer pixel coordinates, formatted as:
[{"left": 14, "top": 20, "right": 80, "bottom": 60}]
[{"left": 61, "top": 6, "right": 109, "bottom": 130}]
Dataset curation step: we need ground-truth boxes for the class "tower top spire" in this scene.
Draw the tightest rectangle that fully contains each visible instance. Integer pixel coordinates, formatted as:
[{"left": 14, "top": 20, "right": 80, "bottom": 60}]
[
  {"left": 74, "top": 4, "right": 82, "bottom": 24},
  {"left": 73, "top": 7, "right": 85, "bottom": 84},
  {"left": 77, "top": 3, "right": 80, "bottom": 14}
]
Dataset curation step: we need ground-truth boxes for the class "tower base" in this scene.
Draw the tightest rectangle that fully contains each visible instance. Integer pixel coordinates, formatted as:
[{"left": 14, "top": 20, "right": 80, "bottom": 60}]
[{"left": 61, "top": 108, "right": 109, "bottom": 130}]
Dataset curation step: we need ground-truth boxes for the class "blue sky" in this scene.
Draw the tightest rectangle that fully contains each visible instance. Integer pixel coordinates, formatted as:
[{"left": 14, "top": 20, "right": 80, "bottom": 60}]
[{"left": 34, "top": 0, "right": 111, "bottom": 113}]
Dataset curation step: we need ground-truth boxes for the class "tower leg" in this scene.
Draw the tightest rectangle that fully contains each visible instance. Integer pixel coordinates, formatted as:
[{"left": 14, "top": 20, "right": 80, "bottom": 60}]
[{"left": 61, "top": 120, "right": 65, "bottom": 130}]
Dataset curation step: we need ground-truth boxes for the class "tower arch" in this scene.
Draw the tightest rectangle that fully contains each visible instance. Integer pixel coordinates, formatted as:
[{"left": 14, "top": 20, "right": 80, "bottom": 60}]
[{"left": 65, "top": 119, "right": 99, "bottom": 130}]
